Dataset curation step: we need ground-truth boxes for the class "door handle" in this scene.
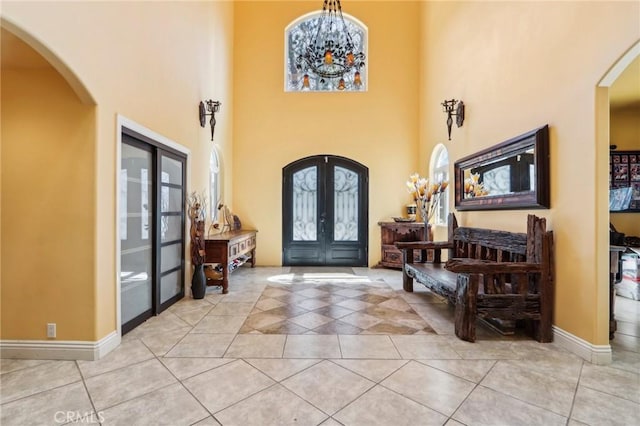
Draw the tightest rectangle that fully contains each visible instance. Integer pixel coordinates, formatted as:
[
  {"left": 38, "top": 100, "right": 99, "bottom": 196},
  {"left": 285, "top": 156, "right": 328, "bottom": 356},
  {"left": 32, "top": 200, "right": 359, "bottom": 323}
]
[{"left": 319, "top": 215, "right": 326, "bottom": 234}]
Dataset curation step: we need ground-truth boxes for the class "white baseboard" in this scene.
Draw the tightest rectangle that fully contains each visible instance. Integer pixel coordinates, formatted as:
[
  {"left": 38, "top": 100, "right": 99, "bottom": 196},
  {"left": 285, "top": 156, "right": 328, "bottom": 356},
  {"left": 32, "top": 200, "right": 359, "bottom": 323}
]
[
  {"left": 553, "top": 326, "right": 612, "bottom": 365},
  {"left": 0, "top": 331, "right": 120, "bottom": 361}
]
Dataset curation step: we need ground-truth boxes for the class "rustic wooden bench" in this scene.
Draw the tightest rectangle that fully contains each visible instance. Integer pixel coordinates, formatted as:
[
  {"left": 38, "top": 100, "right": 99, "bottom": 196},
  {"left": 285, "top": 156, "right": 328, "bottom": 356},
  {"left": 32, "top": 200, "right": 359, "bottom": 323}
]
[{"left": 396, "top": 213, "right": 554, "bottom": 343}]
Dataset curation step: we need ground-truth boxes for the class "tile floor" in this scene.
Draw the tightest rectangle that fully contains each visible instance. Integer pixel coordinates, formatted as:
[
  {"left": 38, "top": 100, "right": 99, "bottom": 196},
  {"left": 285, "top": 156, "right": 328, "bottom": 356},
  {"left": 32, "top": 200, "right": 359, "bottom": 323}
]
[{"left": 1, "top": 267, "right": 639, "bottom": 426}]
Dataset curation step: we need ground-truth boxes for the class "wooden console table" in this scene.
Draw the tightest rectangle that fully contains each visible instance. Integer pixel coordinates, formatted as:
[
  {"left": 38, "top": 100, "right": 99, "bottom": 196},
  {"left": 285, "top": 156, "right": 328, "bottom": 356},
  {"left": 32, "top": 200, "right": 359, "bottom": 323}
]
[
  {"left": 377, "top": 221, "right": 430, "bottom": 269},
  {"left": 205, "top": 230, "right": 257, "bottom": 294}
]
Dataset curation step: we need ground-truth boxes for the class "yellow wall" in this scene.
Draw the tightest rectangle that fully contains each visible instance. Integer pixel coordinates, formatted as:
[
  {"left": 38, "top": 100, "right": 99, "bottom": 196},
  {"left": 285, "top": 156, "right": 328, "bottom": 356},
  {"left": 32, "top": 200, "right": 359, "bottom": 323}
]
[
  {"left": 2, "top": 0, "right": 639, "bottom": 351},
  {"left": 610, "top": 104, "right": 640, "bottom": 236},
  {"left": 1, "top": 67, "right": 96, "bottom": 340},
  {"left": 420, "top": 1, "right": 639, "bottom": 344},
  {"left": 233, "top": 1, "right": 421, "bottom": 265},
  {"left": 1, "top": 1, "right": 234, "bottom": 342}
]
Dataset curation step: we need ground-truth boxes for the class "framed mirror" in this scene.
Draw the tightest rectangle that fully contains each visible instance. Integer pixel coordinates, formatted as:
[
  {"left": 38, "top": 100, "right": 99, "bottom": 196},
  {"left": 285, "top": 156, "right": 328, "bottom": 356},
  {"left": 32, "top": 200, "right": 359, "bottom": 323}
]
[{"left": 454, "top": 124, "right": 550, "bottom": 210}]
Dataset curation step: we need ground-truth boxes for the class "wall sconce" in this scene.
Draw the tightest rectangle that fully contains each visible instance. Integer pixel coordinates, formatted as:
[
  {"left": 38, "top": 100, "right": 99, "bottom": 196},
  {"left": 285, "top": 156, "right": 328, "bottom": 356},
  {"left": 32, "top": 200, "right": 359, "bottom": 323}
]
[
  {"left": 199, "top": 100, "right": 222, "bottom": 141},
  {"left": 441, "top": 99, "right": 465, "bottom": 140}
]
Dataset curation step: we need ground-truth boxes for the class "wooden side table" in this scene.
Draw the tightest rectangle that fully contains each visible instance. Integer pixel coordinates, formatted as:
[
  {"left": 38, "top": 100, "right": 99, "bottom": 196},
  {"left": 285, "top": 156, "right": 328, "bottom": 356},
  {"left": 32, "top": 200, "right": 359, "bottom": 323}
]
[{"left": 205, "top": 230, "right": 257, "bottom": 293}]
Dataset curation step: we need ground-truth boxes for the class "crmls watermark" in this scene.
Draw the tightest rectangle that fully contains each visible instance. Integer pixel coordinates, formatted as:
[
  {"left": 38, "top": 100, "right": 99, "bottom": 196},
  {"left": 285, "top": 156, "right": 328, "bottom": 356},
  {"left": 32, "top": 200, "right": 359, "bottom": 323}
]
[{"left": 54, "top": 411, "right": 105, "bottom": 424}]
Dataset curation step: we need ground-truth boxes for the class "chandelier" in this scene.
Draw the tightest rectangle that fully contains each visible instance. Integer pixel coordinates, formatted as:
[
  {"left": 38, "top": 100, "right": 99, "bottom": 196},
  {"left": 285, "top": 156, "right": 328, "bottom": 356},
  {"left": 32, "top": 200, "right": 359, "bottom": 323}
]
[{"left": 295, "top": 0, "right": 365, "bottom": 91}]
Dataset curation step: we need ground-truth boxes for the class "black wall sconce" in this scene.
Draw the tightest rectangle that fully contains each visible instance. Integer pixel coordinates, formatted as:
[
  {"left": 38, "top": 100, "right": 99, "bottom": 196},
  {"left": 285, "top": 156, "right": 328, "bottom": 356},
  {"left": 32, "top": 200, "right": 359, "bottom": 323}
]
[
  {"left": 441, "top": 99, "right": 465, "bottom": 140},
  {"left": 199, "top": 100, "right": 222, "bottom": 141}
]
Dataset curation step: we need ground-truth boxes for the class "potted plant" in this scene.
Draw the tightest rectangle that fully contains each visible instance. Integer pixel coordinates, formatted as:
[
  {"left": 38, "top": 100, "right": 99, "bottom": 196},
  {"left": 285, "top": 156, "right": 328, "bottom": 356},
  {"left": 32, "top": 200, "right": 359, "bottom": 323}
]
[{"left": 187, "top": 191, "right": 207, "bottom": 299}]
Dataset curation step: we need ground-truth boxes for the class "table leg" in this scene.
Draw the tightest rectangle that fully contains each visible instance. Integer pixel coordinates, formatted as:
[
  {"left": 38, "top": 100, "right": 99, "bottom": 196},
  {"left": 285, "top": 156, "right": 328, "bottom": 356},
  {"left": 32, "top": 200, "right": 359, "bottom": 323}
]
[
  {"left": 222, "top": 267, "right": 229, "bottom": 294},
  {"left": 250, "top": 248, "right": 256, "bottom": 267}
]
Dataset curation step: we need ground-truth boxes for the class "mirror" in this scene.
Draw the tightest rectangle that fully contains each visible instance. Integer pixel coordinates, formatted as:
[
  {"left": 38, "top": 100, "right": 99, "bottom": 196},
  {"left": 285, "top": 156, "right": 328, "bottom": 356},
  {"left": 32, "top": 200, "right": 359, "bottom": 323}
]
[{"left": 454, "top": 125, "right": 550, "bottom": 210}]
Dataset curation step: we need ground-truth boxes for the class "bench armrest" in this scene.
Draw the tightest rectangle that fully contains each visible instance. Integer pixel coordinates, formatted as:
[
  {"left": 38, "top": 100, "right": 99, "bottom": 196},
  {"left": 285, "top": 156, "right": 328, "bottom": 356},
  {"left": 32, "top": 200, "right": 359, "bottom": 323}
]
[
  {"left": 395, "top": 241, "right": 453, "bottom": 251},
  {"left": 445, "top": 258, "right": 542, "bottom": 274}
]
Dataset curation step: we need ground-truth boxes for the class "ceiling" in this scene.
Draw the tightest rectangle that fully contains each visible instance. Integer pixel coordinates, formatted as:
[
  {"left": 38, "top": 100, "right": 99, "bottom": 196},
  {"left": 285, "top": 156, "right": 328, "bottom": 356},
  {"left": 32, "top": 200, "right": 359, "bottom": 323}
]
[{"left": 1, "top": 27, "right": 639, "bottom": 107}]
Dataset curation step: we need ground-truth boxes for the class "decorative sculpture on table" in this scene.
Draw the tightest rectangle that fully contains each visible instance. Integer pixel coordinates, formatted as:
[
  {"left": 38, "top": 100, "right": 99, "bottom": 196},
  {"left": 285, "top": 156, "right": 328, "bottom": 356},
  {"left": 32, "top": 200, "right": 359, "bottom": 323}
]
[{"left": 406, "top": 173, "right": 448, "bottom": 241}]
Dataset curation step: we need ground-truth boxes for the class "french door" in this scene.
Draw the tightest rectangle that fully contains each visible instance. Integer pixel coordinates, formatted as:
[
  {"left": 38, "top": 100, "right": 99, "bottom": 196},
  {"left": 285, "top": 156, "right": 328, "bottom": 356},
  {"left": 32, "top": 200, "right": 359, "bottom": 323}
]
[
  {"left": 282, "top": 155, "right": 368, "bottom": 266},
  {"left": 120, "top": 130, "right": 186, "bottom": 334}
]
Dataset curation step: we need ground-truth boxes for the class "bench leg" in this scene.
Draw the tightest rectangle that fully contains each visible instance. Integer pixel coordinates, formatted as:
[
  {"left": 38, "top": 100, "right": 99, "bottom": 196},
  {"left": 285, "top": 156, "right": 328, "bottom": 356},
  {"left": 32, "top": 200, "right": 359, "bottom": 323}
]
[
  {"left": 402, "top": 249, "right": 414, "bottom": 292},
  {"left": 454, "top": 274, "right": 478, "bottom": 342},
  {"left": 402, "top": 268, "right": 414, "bottom": 292}
]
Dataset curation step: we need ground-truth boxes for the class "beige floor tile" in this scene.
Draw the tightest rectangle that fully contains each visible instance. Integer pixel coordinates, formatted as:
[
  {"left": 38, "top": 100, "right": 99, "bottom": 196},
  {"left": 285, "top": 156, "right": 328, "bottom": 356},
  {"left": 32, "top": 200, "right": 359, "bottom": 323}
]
[
  {"left": 0, "top": 361, "right": 81, "bottom": 404},
  {"left": 571, "top": 385, "right": 640, "bottom": 426},
  {"left": 334, "top": 385, "right": 447, "bottom": 426},
  {"left": 480, "top": 360, "right": 578, "bottom": 416},
  {"left": 339, "top": 311, "right": 384, "bottom": 329},
  {"left": 0, "top": 381, "right": 93, "bottom": 426},
  {"left": 281, "top": 360, "right": 375, "bottom": 415},
  {"left": 85, "top": 358, "right": 176, "bottom": 411},
  {"left": 453, "top": 386, "right": 567, "bottom": 426},
  {"left": 125, "top": 311, "right": 191, "bottom": 339},
  {"left": 381, "top": 360, "right": 474, "bottom": 416},
  {"left": 391, "top": 335, "right": 461, "bottom": 359},
  {"left": 332, "top": 359, "right": 409, "bottom": 382},
  {"left": 418, "top": 359, "right": 496, "bottom": 383},
  {"left": 254, "top": 297, "right": 286, "bottom": 311},
  {"left": 245, "top": 358, "right": 322, "bottom": 381},
  {"left": 296, "top": 288, "right": 331, "bottom": 298},
  {"left": 410, "top": 302, "right": 455, "bottom": 334},
  {"left": 77, "top": 339, "right": 155, "bottom": 378},
  {"left": 242, "top": 312, "right": 287, "bottom": 329},
  {"left": 164, "top": 334, "right": 235, "bottom": 358},
  {"left": 289, "top": 312, "right": 334, "bottom": 329},
  {"left": 448, "top": 340, "right": 520, "bottom": 360},
  {"left": 100, "top": 383, "right": 209, "bottom": 425},
  {"left": 168, "top": 298, "right": 215, "bottom": 316},
  {"left": 311, "top": 320, "right": 363, "bottom": 334},
  {"left": 183, "top": 360, "right": 275, "bottom": 413},
  {"left": 192, "top": 417, "right": 222, "bottom": 426},
  {"left": 160, "top": 357, "right": 234, "bottom": 380},
  {"left": 0, "top": 359, "right": 52, "bottom": 375},
  {"left": 283, "top": 335, "right": 342, "bottom": 358},
  {"left": 319, "top": 418, "right": 343, "bottom": 426},
  {"left": 140, "top": 326, "right": 191, "bottom": 356},
  {"left": 336, "top": 299, "right": 373, "bottom": 311},
  {"left": 579, "top": 363, "right": 640, "bottom": 403},
  {"left": 224, "top": 335, "right": 286, "bottom": 358},
  {"left": 296, "top": 298, "right": 331, "bottom": 310},
  {"left": 312, "top": 305, "right": 354, "bottom": 319},
  {"left": 611, "top": 347, "right": 640, "bottom": 374},
  {"left": 173, "top": 304, "right": 215, "bottom": 326},
  {"left": 215, "top": 384, "right": 328, "bottom": 426},
  {"left": 191, "top": 315, "right": 246, "bottom": 334},
  {"left": 208, "top": 302, "right": 255, "bottom": 316},
  {"left": 338, "top": 335, "right": 401, "bottom": 359}
]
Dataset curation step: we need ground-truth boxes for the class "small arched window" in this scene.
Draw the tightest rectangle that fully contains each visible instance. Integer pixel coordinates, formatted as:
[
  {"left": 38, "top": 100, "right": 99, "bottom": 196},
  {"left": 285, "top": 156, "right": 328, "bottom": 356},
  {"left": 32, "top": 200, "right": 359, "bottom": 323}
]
[
  {"left": 430, "top": 144, "right": 449, "bottom": 225},
  {"left": 285, "top": 11, "right": 368, "bottom": 92},
  {"left": 209, "top": 147, "right": 221, "bottom": 221}
]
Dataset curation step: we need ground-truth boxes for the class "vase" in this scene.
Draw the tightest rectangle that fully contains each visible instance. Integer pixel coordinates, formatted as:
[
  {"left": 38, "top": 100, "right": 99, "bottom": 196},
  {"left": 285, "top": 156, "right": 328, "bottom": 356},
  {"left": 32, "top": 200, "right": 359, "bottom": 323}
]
[
  {"left": 423, "top": 223, "right": 433, "bottom": 242},
  {"left": 191, "top": 264, "right": 206, "bottom": 299}
]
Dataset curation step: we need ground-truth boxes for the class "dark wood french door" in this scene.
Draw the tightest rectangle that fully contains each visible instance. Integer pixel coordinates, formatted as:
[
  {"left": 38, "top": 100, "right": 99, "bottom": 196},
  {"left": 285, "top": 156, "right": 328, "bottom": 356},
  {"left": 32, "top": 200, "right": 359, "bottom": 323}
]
[{"left": 282, "top": 155, "right": 368, "bottom": 266}]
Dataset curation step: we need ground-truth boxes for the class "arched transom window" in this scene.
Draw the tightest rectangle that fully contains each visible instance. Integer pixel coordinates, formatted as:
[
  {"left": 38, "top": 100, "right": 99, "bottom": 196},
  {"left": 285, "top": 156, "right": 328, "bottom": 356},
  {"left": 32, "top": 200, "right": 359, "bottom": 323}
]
[{"left": 285, "top": 11, "right": 368, "bottom": 92}]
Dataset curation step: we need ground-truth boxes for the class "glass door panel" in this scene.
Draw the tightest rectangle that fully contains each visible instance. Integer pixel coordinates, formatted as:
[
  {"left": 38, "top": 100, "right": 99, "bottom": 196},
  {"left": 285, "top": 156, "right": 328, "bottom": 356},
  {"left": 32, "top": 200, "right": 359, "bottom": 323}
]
[
  {"left": 159, "top": 152, "right": 185, "bottom": 307},
  {"left": 333, "top": 166, "right": 359, "bottom": 241},
  {"left": 292, "top": 166, "right": 318, "bottom": 241},
  {"left": 120, "top": 143, "right": 153, "bottom": 328}
]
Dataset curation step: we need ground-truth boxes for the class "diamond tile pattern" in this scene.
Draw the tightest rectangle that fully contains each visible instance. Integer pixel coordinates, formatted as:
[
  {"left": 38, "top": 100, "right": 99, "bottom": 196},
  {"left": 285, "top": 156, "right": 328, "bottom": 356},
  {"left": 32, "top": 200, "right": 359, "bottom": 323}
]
[
  {"left": 2, "top": 266, "right": 639, "bottom": 426},
  {"left": 239, "top": 282, "right": 436, "bottom": 335}
]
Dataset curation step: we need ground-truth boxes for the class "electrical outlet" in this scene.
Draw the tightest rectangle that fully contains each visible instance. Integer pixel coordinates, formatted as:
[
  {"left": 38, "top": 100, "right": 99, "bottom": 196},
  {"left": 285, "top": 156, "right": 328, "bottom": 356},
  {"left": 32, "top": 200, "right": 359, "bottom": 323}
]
[{"left": 47, "top": 323, "right": 56, "bottom": 338}]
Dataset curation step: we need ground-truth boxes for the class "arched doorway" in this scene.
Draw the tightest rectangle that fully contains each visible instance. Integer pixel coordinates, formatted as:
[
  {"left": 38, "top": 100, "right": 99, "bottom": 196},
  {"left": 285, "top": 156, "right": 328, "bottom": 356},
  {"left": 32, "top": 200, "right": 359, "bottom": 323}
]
[
  {"left": 282, "top": 155, "right": 368, "bottom": 266},
  {"left": 596, "top": 40, "right": 640, "bottom": 348}
]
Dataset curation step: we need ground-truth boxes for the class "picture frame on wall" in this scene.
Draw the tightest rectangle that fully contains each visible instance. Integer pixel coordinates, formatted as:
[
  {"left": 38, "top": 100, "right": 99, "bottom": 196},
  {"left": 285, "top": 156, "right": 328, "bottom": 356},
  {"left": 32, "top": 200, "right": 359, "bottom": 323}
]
[{"left": 610, "top": 150, "right": 640, "bottom": 212}]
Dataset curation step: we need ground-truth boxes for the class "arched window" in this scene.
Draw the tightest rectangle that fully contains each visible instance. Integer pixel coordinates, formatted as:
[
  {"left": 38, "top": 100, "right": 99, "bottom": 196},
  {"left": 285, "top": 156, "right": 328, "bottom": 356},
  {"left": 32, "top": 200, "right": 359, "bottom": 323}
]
[
  {"left": 285, "top": 11, "right": 367, "bottom": 92},
  {"left": 430, "top": 144, "right": 449, "bottom": 225},
  {"left": 209, "top": 147, "right": 221, "bottom": 221}
]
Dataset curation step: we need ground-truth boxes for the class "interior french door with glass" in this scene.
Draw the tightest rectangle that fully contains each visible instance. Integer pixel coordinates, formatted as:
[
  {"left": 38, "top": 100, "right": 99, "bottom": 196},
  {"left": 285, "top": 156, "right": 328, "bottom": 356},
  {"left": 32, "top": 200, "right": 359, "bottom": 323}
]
[
  {"left": 282, "top": 155, "right": 368, "bottom": 266},
  {"left": 120, "top": 130, "right": 186, "bottom": 334}
]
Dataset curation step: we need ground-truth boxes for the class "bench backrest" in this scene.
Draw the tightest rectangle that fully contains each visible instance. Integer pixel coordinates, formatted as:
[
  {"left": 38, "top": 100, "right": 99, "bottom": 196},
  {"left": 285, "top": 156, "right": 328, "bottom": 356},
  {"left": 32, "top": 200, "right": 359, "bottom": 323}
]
[{"left": 446, "top": 213, "right": 548, "bottom": 264}]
